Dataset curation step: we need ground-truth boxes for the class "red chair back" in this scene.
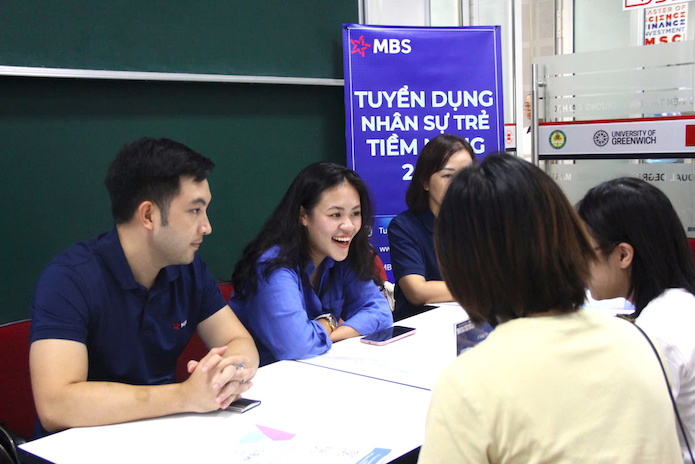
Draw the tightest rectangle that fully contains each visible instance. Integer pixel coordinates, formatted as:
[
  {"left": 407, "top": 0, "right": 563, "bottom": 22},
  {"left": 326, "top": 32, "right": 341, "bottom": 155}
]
[
  {"left": 689, "top": 238, "right": 695, "bottom": 263},
  {"left": 175, "top": 283, "right": 233, "bottom": 382},
  {"left": 175, "top": 332, "right": 207, "bottom": 382},
  {"left": 373, "top": 254, "right": 389, "bottom": 282},
  {"left": 218, "top": 283, "right": 234, "bottom": 302},
  {"left": 0, "top": 320, "right": 37, "bottom": 440}
]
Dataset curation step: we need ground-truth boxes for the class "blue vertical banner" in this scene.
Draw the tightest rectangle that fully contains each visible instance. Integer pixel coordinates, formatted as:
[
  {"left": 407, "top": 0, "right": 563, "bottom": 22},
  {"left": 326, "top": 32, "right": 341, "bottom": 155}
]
[{"left": 343, "top": 24, "right": 505, "bottom": 281}]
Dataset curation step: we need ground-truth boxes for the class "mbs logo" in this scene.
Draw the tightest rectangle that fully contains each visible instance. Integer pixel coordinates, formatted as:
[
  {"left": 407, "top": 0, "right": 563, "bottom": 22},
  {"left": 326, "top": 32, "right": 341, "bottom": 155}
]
[
  {"left": 351, "top": 36, "right": 412, "bottom": 57},
  {"left": 350, "top": 35, "right": 371, "bottom": 57}
]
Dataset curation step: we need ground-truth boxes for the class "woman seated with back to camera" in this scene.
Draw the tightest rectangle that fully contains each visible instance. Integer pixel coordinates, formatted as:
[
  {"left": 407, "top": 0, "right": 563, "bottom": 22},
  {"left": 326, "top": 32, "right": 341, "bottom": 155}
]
[
  {"left": 418, "top": 154, "right": 681, "bottom": 463},
  {"left": 229, "top": 162, "right": 392, "bottom": 366},
  {"left": 388, "top": 134, "right": 475, "bottom": 321},
  {"left": 577, "top": 177, "right": 695, "bottom": 463}
]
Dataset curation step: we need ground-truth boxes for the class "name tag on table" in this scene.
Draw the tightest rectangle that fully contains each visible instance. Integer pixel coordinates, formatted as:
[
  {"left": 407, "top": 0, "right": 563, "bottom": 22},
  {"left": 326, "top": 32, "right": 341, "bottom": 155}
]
[{"left": 455, "top": 320, "right": 493, "bottom": 355}]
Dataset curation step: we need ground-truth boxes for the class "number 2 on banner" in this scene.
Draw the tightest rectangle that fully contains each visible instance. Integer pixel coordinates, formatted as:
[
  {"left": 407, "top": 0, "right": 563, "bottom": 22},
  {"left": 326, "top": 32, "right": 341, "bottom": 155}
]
[{"left": 402, "top": 163, "right": 414, "bottom": 181}]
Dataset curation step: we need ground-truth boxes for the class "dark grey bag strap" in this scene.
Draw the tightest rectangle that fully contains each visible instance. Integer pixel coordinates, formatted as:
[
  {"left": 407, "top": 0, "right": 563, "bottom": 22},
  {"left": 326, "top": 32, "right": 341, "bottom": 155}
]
[
  {"left": 0, "top": 446, "right": 15, "bottom": 464},
  {"left": 626, "top": 319, "right": 693, "bottom": 463},
  {"left": 0, "top": 424, "right": 20, "bottom": 464}
]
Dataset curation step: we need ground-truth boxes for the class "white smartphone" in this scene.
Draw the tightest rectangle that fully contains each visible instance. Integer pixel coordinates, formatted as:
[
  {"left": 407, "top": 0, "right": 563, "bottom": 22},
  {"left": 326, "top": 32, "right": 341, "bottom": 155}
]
[
  {"left": 360, "top": 326, "right": 416, "bottom": 346},
  {"left": 226, "top": 398, "right": 261, "bottom": 413}
]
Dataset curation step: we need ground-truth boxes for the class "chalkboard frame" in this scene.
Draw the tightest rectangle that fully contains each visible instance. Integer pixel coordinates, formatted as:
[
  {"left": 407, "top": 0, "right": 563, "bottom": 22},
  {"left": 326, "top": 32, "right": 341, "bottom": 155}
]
[{"left": 0, "top": 1, "right": 357, "bottom": 82}]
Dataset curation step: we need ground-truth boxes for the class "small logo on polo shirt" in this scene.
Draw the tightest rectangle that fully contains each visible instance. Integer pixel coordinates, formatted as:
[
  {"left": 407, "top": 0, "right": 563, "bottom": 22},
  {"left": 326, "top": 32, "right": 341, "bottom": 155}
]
[{"left": 173, "top": 319, "right": 188, "bottom": 330}]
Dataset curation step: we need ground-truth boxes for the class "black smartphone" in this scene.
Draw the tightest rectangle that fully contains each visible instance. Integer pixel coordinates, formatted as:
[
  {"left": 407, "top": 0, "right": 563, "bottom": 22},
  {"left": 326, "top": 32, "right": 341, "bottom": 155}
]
[
  {"left": 360, "top": 326, "right": 416, "bottom": 346},
  {"left": 226, "top": 398, "right": 261, "bottom": 413}
]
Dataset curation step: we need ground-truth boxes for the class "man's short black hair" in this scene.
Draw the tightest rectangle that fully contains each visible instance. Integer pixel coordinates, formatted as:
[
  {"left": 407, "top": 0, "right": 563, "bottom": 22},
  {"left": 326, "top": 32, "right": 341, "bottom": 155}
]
[{"left": 104, "top": 137, "right": 215, "bottom": 224}]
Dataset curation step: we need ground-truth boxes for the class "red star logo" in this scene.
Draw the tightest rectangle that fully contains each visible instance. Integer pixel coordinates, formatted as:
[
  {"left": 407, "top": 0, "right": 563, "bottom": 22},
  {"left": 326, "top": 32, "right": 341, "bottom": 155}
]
[{"left": 351, "top": 35, "right": 371, "bottom": 57}]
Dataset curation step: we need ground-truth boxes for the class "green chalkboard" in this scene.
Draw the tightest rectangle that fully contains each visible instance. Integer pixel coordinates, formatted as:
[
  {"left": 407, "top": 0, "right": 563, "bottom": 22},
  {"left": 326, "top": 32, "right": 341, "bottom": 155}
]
[
  {"left": 0, "top": 76, "right": 347, "bottom": 324},
  {"left": 0, "top": 1, "right": 358, "bottom": 324},
  {"left": 1, "top": 1, "right": 356, "bottom": 79}
]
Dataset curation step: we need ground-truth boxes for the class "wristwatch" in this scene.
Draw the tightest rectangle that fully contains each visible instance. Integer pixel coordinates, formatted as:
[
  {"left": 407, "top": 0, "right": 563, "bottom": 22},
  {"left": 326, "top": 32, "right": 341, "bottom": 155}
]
[{"left": 315, "top": 313, "right": 338, "bottom": 332}]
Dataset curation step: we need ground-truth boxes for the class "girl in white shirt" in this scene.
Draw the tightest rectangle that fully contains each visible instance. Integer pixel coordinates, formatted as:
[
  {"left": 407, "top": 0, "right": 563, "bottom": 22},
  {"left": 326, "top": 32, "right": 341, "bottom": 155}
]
[{"left": 578, "top": 177, "right": 695, "bottom": 463}]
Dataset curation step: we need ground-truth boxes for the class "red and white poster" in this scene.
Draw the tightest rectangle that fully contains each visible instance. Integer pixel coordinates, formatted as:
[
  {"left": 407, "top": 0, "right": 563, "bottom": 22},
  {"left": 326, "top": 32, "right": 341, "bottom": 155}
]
[
  {"left": 644, "top": 2, "right": 688, "bottom": 45},
  {"left": 538, "top": 115, "right": 695, "bottom": 159},
  {"left": 625, "top": 0, "right": 686, "bottom": 10}
]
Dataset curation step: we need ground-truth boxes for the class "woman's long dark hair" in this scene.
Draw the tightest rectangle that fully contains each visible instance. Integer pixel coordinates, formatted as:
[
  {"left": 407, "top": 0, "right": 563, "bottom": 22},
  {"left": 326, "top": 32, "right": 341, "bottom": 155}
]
[
  {"left": 577, "top": 177, "right": 695, "bottom": 316},
  {"left": 231, "top": 162, "right": 381, "bottom": 298}
]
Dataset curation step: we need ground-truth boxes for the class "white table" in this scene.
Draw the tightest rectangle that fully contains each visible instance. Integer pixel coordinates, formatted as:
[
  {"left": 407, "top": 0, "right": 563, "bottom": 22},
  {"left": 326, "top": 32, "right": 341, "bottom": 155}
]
[
  {"left": 298, "top": 303, "right": 468, "bottom": 390},
  {"left": 20, "top": 305, "right": 470, "bottom": 464},
  {"left": 20, "top": 361, "right": 432, "bottom": 464},
  {"left": 295, "top": 297, "right": 628, "bottom": 393}
]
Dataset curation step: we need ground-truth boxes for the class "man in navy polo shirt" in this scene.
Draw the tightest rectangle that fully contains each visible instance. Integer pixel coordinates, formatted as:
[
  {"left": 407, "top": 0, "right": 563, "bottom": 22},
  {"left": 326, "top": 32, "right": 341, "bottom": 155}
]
[{"left": 29, "top": 137, "right": 259, "bottom": 436}]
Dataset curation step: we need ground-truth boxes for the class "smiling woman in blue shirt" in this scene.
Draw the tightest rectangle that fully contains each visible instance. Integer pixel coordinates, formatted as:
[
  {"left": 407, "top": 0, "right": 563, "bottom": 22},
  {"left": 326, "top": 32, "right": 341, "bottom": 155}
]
[{"left": 230, "top": 162, "right": 393, "bottom": 365}]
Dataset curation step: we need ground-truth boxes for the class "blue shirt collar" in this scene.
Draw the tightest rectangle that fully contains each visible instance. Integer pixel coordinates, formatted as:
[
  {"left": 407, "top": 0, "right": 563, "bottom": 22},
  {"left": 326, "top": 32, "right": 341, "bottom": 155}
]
[
  {"left": 415, "top": 208, "right": 436, "bottom": 234},
  {"left": 96, "top": 228, "right": 180, "bottom": 290},
  {"left": 304, "top": 256, "right": 336, "bottom": 292}
]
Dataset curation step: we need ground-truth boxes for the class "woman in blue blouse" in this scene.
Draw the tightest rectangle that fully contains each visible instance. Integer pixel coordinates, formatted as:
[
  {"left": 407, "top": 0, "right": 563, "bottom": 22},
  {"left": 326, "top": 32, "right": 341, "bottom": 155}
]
[
  {"left": 388, "top": 134, "right": 475, "bottom": 321},
  {"left": 230, "top": 162, "right": 393, "bottom": 365}
]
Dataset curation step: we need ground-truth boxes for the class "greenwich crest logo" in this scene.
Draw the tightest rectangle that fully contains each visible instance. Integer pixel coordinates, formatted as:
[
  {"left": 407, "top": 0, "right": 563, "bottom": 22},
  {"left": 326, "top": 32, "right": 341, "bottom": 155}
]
[{"left": 593, "top": 130, "right": 609, "bottom": 147}]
